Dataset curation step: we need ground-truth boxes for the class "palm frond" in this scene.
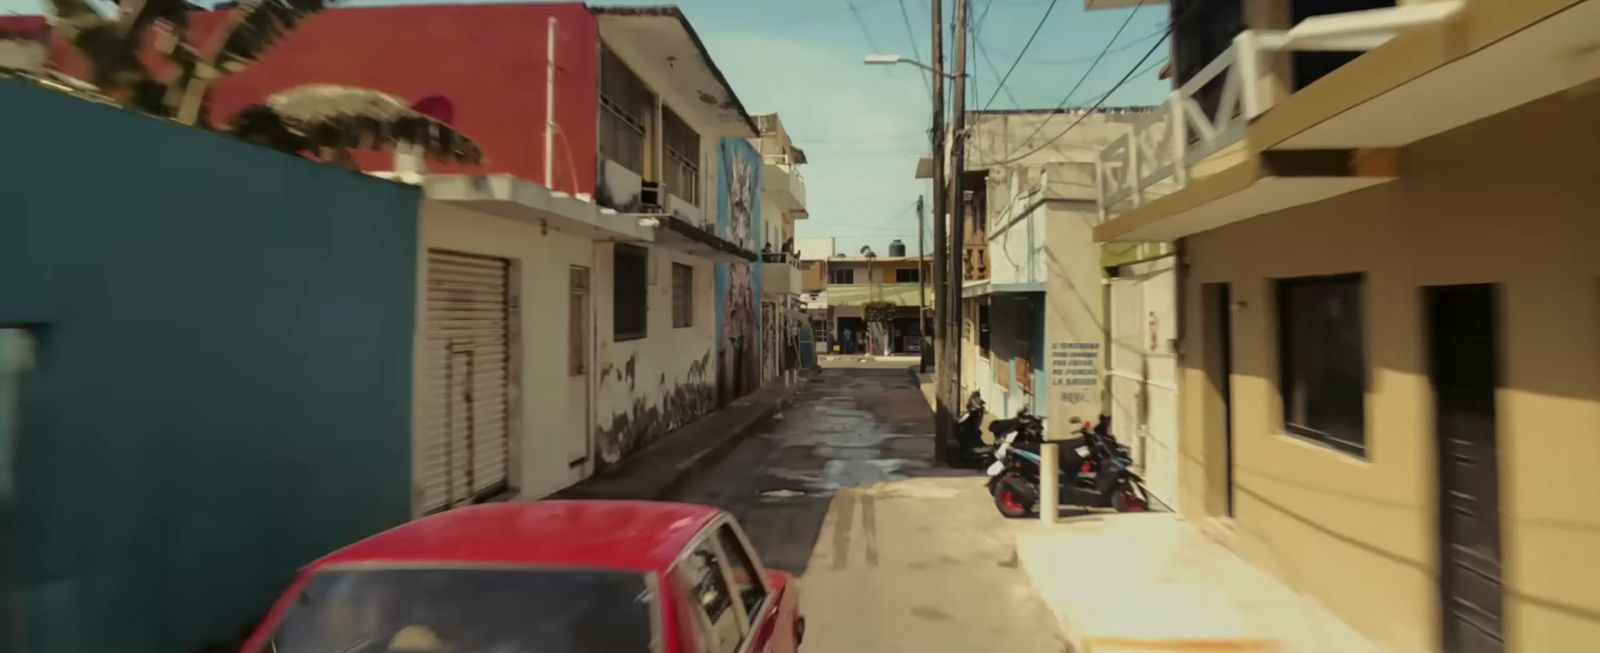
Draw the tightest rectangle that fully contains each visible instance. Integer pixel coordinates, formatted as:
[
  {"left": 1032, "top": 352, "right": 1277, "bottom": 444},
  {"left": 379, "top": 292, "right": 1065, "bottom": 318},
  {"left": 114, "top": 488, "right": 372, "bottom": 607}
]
[
  {"left": 211, "top": 0, "right": 332, "bottom": 74},
  {"left": 228, "top": 84, "right": 484, "bottom": 164}
]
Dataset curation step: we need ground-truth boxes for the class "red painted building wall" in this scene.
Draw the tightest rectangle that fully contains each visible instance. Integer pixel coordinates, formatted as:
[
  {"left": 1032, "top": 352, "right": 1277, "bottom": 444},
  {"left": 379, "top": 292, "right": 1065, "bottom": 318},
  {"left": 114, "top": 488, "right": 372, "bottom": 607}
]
[{"left": 5, "top": 4, "right": 601, "bottom": 195}]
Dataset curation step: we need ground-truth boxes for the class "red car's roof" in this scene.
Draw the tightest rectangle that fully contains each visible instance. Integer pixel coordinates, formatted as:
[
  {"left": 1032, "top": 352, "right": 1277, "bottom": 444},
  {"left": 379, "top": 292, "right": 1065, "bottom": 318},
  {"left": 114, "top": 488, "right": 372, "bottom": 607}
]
[{"left": 312, "top": 501, "right": 723, "bottom": 573}]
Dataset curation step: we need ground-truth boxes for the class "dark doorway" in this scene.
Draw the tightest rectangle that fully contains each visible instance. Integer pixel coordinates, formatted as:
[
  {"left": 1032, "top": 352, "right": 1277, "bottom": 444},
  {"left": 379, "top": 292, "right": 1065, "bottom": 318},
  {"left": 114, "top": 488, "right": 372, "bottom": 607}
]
[
  {"left": 1427, "top": 284, "right": 1505, "bottom": 653},
  {"left": 1201, "top": 283, "right": 1235, "bottom": 517}
]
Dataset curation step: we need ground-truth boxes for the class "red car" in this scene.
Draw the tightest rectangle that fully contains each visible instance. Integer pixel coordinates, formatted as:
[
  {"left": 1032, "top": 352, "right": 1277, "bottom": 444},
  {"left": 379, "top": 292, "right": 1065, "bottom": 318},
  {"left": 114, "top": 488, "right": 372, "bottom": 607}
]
[{"left": 241, "top": 501, "right": 804, "bottom": 653}]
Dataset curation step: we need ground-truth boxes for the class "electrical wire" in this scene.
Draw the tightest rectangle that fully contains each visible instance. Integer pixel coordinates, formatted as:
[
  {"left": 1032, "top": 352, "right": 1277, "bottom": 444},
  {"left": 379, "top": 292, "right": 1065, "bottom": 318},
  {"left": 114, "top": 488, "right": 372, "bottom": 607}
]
[
  {"left": 994, "top": 0, "right": 1152, "bottom": 162},
  {"left": 991, "top": 36, "right": 1170, "bottom": 166},
  {"left": 980, "top": 26, "right": 1166, "bottom": 67},
  {"left": 896, "top": 0, "right": 933, "bottom": 97},
  {"left": 980, "top": 0, "right": 1059, "bottom": 111}
]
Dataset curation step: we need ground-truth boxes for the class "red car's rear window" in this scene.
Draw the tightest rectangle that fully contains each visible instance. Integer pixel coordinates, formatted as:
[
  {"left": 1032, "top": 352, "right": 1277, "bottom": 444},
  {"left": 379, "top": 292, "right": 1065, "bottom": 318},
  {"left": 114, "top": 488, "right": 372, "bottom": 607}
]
[{"left": 259, "top": 566, "right": 655, "bottom": 653}]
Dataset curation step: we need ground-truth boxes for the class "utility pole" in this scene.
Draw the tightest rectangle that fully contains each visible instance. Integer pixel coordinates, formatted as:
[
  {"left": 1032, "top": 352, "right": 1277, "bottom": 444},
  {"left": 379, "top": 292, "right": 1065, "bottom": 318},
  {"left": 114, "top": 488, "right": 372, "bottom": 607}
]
[
  {"left": 945, "top": 0, "right": 969, "bottom": 447},
  {"left": 916, "top": 195, "right": 928, "bottom": 374},
  {"left": 929, "top": 0, "right": 950, "bottom": 462}
]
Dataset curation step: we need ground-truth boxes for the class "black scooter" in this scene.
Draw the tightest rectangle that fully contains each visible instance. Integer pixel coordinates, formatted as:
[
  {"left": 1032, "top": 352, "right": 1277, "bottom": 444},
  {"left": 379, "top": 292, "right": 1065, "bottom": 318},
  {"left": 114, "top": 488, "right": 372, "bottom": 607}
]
[
  {"left": 946, "top": 393, "right": 1047, "bottom": 468},
  {"left": 945, "top": 392, "right": 991, "bottom": 468},
  {"left": 986, "top": 415, "right": 1150, "bottom": 517}
]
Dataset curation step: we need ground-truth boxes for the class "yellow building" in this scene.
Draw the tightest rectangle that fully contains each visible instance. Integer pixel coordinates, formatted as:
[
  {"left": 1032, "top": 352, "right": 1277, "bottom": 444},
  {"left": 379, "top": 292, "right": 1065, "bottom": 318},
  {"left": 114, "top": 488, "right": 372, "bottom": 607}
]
[{"left": 1089, "top": 1, "right": 1600, "bottom": 651}]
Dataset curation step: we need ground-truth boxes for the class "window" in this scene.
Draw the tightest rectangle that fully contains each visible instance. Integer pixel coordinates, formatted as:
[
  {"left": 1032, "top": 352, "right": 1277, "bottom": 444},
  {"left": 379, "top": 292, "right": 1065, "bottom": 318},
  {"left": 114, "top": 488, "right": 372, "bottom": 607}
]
[
  {"left": 978, "top": 302, "right": 991, "bottom": 357},
  {"left": 613, "top": 245, "right": 648, "bottom": 341},
  {"left": 829, "top": 268, "right": 855, "bottom": 285},
  {"left": 715, "top": 525, "right": 767, "bottom": 619},
  {"left": 1290, "top": 0, "right": 1395, "bottom": 90},
  {"left": 895, "top": 268, "right": 920, "bottom": 283},
  {"left": 1277, "top": 274, "right": 1366, "bottom": 455},
  {"left": 663, "top": 107, "right": 701, "bottom": 206},
  {"left": 264, "top": 568, "right": 653, "bottom": 653},
  {"left": 681, "top": 540, "right": 741, "bottom": 653},
  {"left": 672, "top": 263, "right": 694, "bottom": 328},
  {"left": 599, "top": 47, "right": 653, "bottom": 175}
]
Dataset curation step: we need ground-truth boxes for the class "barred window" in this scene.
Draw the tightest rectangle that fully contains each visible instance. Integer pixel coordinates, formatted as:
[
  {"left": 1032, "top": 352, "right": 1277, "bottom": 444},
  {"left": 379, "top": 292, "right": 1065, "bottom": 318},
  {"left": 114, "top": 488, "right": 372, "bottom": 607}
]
[
  {"left": 663, "top": 107, "right": 700, "bottom": 206},
  {"left": 599, "top": 47, "right": 652, "bottom": 175}
]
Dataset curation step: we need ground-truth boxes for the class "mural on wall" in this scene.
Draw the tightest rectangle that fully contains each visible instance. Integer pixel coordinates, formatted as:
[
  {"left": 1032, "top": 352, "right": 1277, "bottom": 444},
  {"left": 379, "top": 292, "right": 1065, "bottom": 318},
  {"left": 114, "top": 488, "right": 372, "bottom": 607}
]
[{"left": 715, "top": 138, "right": 763, "bottom": 403}]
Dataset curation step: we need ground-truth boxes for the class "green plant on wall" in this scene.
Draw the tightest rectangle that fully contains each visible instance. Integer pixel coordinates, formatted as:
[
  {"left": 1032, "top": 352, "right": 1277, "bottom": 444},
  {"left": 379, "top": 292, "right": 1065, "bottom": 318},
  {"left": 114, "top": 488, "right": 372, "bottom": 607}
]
[{"left": 5, "top": 0, "right": 481, "bottom": 164}]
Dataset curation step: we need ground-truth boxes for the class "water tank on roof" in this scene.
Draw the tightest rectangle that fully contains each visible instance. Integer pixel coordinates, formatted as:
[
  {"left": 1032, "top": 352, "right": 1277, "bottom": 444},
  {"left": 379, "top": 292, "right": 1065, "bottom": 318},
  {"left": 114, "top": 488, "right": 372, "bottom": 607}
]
[{"left": 888, "top": 239, "right": 907, "bottom": 257}]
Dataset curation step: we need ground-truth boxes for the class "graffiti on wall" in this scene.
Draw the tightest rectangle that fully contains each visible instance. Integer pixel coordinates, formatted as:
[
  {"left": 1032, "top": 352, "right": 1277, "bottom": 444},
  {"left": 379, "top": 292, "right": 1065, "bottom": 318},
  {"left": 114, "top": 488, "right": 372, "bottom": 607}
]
[{"left": 715, "top": 138, "right": 763, "bottom": 402}]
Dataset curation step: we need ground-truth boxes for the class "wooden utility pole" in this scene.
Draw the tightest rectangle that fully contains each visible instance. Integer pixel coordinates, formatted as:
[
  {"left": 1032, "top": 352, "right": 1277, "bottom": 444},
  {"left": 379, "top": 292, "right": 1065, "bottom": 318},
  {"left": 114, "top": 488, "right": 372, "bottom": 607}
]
[
  {"left": 945, "top": 0, "right": 969, "bottom": 442},
  {"left": 929, "top": 0, "right": 950, "bottom": 461},
  {"left": 916, "top": 195, "right": 928, "bottom": 374}
]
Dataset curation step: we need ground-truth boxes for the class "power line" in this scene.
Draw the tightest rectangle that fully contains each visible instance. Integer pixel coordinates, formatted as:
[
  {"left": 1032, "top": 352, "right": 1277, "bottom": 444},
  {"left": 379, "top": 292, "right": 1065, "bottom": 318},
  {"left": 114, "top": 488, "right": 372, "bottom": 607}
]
[
  {"left": 896, "top": 0, "right": 932, "bottom": 97},
  {"left": 982, "top": 26, "right": 1166, "bottom": 67},
  {"left": 992, "top": 27, "right": 1172, "bottom": 165},
  {"left": 980, "top": 0, "right": 1059, "bottom": 111},
  {"left": 844, "top": 0, "right": 888, "bottom": 53},
  {"left": 997, "top": 0, "right": 1150, "bottom": 161}
]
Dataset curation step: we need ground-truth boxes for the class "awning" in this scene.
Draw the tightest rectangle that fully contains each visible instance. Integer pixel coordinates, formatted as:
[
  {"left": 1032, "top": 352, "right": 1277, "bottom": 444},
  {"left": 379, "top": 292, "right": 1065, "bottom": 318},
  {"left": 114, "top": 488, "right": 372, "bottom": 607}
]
[
  {"left": 1095, "top": 150, "right": 1398, "bottom": 242},
  {"left": 654, "top": 215, "right": 756, "bottom": 263},
  {"left": 962, "top": 280, "right": 1046, "bottom": 299},
  {"left": 423, "top": 174, "right": 653, "bottom": 242}
]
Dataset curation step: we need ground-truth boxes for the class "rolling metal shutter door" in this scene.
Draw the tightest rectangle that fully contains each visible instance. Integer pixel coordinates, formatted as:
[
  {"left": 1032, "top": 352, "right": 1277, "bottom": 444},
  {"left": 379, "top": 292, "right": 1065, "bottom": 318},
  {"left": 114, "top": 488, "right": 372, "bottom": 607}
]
[{"left": 419, "top": 250, "right": 512, "bottom": 513}]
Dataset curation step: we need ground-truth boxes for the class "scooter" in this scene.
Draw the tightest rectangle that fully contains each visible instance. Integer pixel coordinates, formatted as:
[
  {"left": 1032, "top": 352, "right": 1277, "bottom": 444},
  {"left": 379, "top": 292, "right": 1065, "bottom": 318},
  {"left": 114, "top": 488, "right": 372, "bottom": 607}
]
[
  {"left": 945, "top": 392, "right": 991, "bottom": 468},
  {"left": 986, "top": 415, "right": 1149, "bottom": 517}
]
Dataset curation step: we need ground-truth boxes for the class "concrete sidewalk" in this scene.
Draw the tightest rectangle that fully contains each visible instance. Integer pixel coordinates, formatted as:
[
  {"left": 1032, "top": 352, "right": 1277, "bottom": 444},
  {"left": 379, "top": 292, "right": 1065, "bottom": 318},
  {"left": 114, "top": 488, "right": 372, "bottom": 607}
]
[
  {"left": 555, "top": 379, "right": 798, "bottom": 501},
  {"left": 1010, "top": 513, "right": 1387, "bottom": 653}
]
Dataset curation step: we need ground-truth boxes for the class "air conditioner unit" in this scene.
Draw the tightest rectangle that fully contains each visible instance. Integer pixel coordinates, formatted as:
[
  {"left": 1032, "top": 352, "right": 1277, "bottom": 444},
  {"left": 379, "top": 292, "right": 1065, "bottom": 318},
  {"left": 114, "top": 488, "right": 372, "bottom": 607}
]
[{"left": 639, "top": 180, "right": 664, "bottom": 211}]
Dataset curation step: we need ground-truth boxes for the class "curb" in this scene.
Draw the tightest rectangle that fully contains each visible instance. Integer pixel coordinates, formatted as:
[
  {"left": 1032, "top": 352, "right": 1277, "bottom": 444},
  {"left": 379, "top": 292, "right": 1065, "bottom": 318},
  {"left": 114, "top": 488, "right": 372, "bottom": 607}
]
[
  {"left": 650, "top": 388, "right": 792, "bottom": 499},
  {"left": 553, "top": 381, "right": 797, "bottom": 502}
]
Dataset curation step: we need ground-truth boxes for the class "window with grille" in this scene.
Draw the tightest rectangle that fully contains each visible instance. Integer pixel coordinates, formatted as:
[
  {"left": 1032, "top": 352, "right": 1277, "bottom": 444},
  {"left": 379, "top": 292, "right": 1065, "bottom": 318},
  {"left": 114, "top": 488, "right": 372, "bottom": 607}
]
[
  {"left": 663, "top": 107, "right": 700, "bottom": 206},
  {"left": 895, "top": 268, "right": 920, "bottom": 283},
  {"left": 613, "top": 245, "right": 648, "bottom": 341},
  {"left": 829, "top": 268, "right": 855, "bottom": 284},
  {"left": 672, "top": 263, "right": 693, "bottom": 328},
  {"left": 599, "top": 47, "right": 653, "bottom": 176}
]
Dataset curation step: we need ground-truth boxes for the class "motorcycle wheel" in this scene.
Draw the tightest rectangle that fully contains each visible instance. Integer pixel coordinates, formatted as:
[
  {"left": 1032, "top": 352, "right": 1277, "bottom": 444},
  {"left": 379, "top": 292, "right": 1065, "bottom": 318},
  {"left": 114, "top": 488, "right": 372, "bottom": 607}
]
[
  {"left": 992, "top": 474, "right": 1035, "bottom": 518},
  {"left": 1111, "top": 484, "right": 1149, "bottom": 513}
]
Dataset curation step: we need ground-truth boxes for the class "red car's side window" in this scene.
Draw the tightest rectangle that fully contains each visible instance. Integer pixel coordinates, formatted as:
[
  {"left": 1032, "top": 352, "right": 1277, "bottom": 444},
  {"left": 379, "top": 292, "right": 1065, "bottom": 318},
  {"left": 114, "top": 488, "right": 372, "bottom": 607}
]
[
  {"left": 715, "top": 525, "right": 767, "bottom": 621},
  {"left": 679, "top": 540, "right": 743, "bottom": 653}
]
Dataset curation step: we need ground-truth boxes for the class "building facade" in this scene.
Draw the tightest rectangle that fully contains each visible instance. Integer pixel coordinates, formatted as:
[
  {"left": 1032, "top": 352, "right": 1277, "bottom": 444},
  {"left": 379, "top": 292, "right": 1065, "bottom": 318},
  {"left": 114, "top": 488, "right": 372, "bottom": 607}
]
[
  {"left": 752, "top": 113, "right": 809, "bottom": 382},
  {"left": 1090, "top": 0, "right": 1600, "bottom": 651},
  {"left": 14, "top": 3, "right": 775, "bottom": 507},
  {"left": 809, "top": 248, "right": 930, "bottom": 355},
  {"left": 1, "top": 81, "right": 420, "bottom": 653}
]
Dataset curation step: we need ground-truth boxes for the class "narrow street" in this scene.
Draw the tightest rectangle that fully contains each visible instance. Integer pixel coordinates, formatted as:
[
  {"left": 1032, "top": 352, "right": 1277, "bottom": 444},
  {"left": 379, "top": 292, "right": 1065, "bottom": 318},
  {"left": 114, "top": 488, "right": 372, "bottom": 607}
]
[{"left": 673, "top": 363, "right": 1068, "bottom": 653}]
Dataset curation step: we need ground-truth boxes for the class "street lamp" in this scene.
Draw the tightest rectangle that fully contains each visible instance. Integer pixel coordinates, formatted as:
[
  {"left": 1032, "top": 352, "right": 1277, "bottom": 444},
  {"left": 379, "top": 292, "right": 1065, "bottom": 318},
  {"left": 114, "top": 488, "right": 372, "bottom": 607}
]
[{"left": 863, "top": 54, "right": 956, "bottom": 78}]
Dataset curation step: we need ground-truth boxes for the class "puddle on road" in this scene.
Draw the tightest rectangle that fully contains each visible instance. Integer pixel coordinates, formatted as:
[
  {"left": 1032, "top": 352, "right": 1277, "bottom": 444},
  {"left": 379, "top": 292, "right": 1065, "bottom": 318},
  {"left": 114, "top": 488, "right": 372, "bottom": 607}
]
[{"left": 756, "top": 373, "right": 935, "bottom": 498}]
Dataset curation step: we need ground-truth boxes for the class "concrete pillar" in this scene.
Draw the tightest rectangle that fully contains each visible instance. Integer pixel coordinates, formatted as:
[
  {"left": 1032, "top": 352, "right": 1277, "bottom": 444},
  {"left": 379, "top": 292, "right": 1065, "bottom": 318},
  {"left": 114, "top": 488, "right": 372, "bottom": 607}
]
[{"left": 1040, "top": 442, "right": 1059, "bottom": 524}]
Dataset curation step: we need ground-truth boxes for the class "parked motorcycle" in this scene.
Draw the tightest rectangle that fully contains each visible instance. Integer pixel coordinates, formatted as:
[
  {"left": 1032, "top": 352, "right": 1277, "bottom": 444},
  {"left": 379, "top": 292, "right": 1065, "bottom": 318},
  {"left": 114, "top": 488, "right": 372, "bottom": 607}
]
[
  {"left": 945, "top": 392, "right": 991, "bottom": 468},
  {"left": 986, "top": 415, "right": 1149, "bottom": 517}
]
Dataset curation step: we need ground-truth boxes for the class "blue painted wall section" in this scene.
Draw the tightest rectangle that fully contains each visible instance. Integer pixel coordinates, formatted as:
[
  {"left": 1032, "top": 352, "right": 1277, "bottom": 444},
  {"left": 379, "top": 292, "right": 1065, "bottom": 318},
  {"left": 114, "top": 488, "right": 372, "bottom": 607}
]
[
  {"left": 714, "top": 138, "right": 763, "bottom": 400},
  {"left": 0, "top": 81, "right": 420, "bottom": 653}
]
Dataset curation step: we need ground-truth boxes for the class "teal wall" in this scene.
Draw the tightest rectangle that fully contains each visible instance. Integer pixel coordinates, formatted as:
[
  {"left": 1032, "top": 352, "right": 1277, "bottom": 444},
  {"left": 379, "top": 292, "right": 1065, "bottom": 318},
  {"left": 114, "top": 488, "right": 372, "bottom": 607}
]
[{"left": 0, "top": 81, "right": 420, "bottom": 653}]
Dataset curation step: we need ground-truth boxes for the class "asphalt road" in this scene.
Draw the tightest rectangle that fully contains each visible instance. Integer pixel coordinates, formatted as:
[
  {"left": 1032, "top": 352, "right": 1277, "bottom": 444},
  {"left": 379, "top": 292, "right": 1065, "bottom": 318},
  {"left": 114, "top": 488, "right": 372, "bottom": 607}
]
[{"left": 673, "top": 364, "right": 1069, "bottom": 653}]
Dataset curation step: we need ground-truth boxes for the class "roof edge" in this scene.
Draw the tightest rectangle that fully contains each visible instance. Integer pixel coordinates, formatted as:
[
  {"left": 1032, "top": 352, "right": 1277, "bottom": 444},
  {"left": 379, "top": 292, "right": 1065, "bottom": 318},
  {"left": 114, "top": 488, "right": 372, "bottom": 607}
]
[{"left": 589, "top": 4, "right": 758, "bottom": 137}]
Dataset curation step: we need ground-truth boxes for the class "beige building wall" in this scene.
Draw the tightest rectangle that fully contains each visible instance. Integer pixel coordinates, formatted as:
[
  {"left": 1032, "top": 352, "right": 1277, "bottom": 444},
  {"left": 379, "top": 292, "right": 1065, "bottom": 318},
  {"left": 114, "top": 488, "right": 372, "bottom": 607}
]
[
  {"left": 416, "top": 201, "right": 598, "bottom": 503},
  {"left": 1043, "top": 201, "right": 1109, "bottom": 433},
  {"left": 1176, "top": 91, "right": 1600, "bottom": 652},
  {"left": 592, "top": 241, "right": 719, "bottom": 468}
]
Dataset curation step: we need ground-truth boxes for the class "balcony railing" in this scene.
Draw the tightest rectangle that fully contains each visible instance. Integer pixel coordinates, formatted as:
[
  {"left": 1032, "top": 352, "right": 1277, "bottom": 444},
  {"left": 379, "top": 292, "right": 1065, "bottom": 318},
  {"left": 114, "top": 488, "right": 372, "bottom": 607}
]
[
  {"left": 761, "top": 251, "right": 801, "bottom": 266},
  {"left": 1095, "top": 3, "right": 1463, "bottom": 221}
]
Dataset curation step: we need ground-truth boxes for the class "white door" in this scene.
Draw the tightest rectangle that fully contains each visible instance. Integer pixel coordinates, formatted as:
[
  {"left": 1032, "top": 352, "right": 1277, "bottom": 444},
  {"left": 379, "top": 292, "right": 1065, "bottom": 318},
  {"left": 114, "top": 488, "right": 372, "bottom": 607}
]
[
  {"left": 1108, "top": 258, "right": 1178, "bottom": 509},
  {"left": 419, "top": 250, "right": 514, "bottom": 514},
  {"left": 567, "top": 266, "right": 592, "bottom": 472}
]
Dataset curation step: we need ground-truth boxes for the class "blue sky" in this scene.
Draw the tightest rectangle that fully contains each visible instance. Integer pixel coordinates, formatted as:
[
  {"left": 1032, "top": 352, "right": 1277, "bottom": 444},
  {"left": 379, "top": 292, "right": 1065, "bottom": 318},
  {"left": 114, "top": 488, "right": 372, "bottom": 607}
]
[{"left": 2, "top": 0, "right": 1171, "bottom": 254}]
